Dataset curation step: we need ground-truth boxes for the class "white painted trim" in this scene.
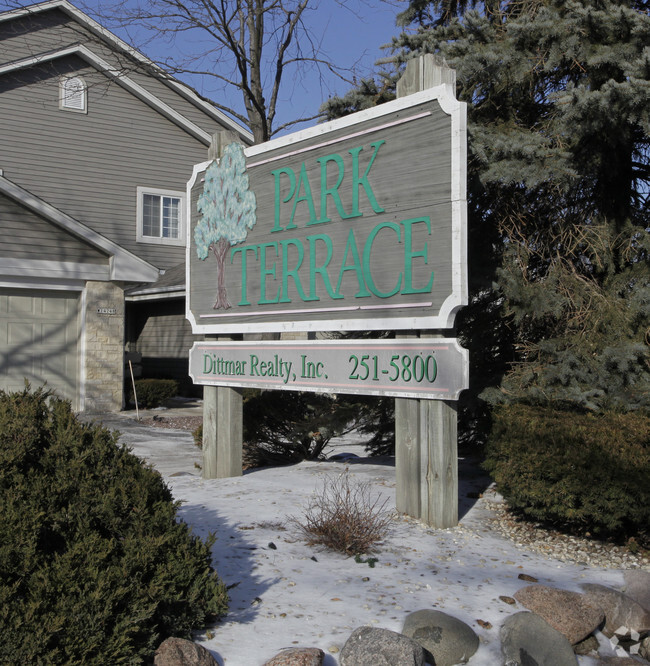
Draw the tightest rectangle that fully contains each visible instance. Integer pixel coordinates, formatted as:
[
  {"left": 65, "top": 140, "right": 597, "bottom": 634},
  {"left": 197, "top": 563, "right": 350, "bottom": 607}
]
[
  {"left": 136, "top": 186, "right": 186, "bottom": 246},
  {"left": 78, "top": 285, "right": 87, "bottom": 412},
  {"left": 59, "top": 74, "right": 87, "bottom": 113},
  {"left": 0, "top": 257, "right": 109, "bottom": 281},
  {"left": 0, "top": 175, "right": 159, "bottom": 283},
  {"left": 0, "top": 277, "right": 85, "bottom": 291},
  {"left": 126, "top": 288, "right": 185, "bottom": 302},
  {"left": 185, "top": 159, "right": 212, "bottom": 333},
  {"left": 245, "top": 85, "right": 461, "bottom": 159},
  {"left": 0, "top": 0, "right": 253, "bottom": 143}
]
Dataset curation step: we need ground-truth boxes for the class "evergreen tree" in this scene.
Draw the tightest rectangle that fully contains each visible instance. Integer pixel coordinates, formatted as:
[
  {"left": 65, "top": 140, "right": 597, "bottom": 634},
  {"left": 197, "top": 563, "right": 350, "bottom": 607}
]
[{"left": 323, "top": 0, "right": 650, "bottom": 415}]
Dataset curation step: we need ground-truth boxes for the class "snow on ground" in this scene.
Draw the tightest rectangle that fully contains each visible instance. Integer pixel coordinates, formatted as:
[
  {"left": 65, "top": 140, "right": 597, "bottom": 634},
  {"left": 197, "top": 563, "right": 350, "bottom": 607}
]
[{"left": 106, "top": 414, "right": 634, "bottom": 666}]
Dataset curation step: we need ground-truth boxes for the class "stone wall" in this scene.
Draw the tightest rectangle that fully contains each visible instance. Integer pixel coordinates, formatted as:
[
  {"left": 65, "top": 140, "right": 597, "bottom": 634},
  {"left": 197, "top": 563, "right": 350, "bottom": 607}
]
[{"left": 84, "top": 281, "right": 125, "bottom": 412}]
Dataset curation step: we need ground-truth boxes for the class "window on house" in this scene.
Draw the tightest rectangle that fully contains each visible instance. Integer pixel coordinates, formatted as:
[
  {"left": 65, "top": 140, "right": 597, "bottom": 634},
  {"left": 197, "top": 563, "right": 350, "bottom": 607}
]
[
  {"left": 136, "top": 187, "right": 186, "bottom": 246},
  {"left": 59, "top": 76, "right": 87, "bottom": 113}
]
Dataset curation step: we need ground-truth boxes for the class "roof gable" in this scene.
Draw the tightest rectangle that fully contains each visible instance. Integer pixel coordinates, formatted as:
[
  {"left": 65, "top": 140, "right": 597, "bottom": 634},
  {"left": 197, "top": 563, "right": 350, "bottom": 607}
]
[
  {"left": 1, "top": 45, "right": 213, "bottom": 144},
  {"left": 0, "top": 0, "right": 253, "bottom": 144},
  {"left": 0, "top": 174, "right": 159, "bottom": 283}
]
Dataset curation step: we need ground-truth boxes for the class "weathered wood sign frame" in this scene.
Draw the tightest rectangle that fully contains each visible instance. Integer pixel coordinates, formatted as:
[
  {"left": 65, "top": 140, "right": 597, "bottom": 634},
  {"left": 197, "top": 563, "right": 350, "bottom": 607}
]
[
  {"left": 186, "top": 85, "right": 467, "bottom": 334},
  {"left": 188, "top": 56, "right": 468, "bottom": 529}
]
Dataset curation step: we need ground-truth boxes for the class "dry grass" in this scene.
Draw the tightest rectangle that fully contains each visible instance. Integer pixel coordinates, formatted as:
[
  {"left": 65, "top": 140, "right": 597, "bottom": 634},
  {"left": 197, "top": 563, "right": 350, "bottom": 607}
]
[{"left": 293, "top": 470, "right": 392, "bottom": 556}]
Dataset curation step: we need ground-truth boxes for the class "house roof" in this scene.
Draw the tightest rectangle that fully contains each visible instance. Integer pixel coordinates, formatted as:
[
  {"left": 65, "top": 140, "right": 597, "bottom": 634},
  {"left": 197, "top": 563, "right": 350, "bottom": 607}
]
[
  {"left": 0, "top": 173, "right": 160, "bottom": 283},
  {"left": 0, "top": 0, "right": 253, "bottom": 145},
  {"left": 125, "top": 261, "right": 186, "bottom": 301}
]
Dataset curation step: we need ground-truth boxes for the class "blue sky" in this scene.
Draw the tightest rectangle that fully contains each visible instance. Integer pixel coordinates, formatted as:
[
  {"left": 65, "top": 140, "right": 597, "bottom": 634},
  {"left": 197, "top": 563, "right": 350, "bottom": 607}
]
[{"left": 76, "top": 0, "right": 405, "bottom": 137}]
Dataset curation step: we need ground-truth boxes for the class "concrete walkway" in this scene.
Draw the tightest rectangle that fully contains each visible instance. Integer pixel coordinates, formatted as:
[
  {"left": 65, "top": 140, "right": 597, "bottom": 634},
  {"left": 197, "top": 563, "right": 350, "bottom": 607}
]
[{"left": 83, "top": 400, "right": 203, "bottom": 478}]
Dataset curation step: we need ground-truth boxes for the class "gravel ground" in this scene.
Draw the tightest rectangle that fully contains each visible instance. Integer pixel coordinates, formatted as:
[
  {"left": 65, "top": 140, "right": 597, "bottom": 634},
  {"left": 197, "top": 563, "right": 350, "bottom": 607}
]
[
  {"left": 143, "top": 413, "right": 649, "bottom": 572},
  {"left": 144, "top": 414, "right": 203, "bottom": 432},
  {"left": 487, "top": 500, "right": 649, "bottom": 570}
]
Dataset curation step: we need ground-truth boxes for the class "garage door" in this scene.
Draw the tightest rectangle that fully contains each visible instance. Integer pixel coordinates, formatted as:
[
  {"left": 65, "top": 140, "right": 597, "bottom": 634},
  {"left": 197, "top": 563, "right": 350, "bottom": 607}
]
[{"left": 0, "top": 288, "right": 80, "bottom": 406}]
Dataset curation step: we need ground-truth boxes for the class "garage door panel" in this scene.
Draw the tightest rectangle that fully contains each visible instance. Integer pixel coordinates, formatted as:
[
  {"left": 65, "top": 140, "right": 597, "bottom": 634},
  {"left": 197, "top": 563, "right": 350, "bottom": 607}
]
[
  {"left": 0, "top": 289, "right": 79, "bottom": 407},
  {"left": 1, "top": 351, "right": 35, "bottom": 376},
  {"left": 8, "top": 322, "right": 36, "bottom": 345},
  {"left": 45, "top": 358, "right": 65, "bottom": 375},
  {"left": 40, "top": 321, "right": 72, "bottom": 345},
  {"left": 41, "top": 297, "right": 74, "bottom": 317},
  {"left": 7, "top": 294, "right": 37, "bottom": 316}
]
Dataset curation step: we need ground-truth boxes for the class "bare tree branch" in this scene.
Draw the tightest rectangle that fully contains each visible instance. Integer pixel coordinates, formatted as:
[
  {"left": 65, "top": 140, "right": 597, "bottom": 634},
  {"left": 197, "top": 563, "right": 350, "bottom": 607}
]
[{"left": 80, "top": 0, "right": 374, "bottom": 143}]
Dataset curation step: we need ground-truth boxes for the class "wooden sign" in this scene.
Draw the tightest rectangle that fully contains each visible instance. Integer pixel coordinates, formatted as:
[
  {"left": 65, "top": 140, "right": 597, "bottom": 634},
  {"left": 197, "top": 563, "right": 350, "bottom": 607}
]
[
  {"left": 189, "top": 338, "right": 468, "bottom": 400},
  {"left": 186, "top": 86, "right": 467, "bottom": 334}
]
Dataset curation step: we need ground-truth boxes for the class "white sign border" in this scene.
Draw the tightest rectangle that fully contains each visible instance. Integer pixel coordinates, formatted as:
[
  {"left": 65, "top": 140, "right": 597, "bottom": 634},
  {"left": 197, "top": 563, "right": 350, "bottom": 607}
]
[{"left": 186, "top": 85, "right": 467, "bottom": 335}]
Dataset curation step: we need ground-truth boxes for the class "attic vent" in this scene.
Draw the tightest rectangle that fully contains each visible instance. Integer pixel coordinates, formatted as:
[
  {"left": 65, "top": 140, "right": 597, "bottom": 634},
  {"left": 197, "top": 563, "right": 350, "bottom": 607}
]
[{"left": 60, "top": 76, "right": 87, "bottom": 113}]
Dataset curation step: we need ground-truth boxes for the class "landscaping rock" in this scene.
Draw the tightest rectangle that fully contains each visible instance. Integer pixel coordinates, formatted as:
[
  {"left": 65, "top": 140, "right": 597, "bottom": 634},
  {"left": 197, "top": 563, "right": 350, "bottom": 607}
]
[
  {"left": 340, "top": 626, "right": 426, "bottom": 666},
  {"left": 500, "top": 611, "right": 578, "bottom": 665},
  {"left": 573, "top": 634, "right": 599, "bottom": 655},
  {"left": 402, "top": 609, "right": 479, "bottom": 665},
  {"left": 640, "top": 635, "right": 650, "bottom": 661},
  {"left": 154, "top": 637, "right": 218, "bottom": 666},
  {"left": 264, "top": 647, "right": 324, "bottom": 665},
  {"left": 513, "top": 584, "right": 604, "bottom": 644},
  {"left": 623, "top": 571, "right": 650, "bottom": 613},
  {"left": 581, "top": 583, "right": 650, "bottom": 637}
]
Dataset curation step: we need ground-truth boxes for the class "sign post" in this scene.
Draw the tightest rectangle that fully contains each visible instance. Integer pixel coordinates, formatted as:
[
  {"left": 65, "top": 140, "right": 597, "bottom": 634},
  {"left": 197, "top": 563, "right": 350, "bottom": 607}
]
[
  {"left": 187, "top": 55, "right": 467, "bottom": 526},
  {"left": 395, "top": 56, "right": 463, "bottom": 528}
]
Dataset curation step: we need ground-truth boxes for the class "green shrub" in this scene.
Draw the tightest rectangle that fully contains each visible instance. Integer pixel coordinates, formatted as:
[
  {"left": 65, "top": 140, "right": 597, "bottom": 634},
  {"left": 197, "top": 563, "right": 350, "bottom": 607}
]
[
  {"left": 243, "top": 390, "right": 362, "bottom": 467},
  {"left": 129, "top": 378, "right": 179, "bottom": 409},
  {"left": 0, "top": 387, "right": 227, "bottom": 664},
  {"left": 484, "top": 403, "right": 650, "bottom": 544}
]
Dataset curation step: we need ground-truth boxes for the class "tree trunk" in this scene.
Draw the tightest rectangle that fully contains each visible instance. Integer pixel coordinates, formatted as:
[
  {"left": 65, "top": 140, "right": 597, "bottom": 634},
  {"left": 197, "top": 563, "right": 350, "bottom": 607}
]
[{"left": 212, "top": 238, "right": 232, "bottom": 310}]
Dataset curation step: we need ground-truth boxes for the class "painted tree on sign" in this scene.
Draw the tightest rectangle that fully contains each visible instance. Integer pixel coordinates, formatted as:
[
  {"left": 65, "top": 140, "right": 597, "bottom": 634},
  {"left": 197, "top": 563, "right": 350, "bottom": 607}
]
[{"left": 195, "top": 143, "right": 256, "bottom": 309}]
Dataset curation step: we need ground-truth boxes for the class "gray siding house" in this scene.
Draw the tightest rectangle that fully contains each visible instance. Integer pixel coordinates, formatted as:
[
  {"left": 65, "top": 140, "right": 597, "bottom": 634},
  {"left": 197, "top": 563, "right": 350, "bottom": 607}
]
[{"left": 0, "top": 0, "right": 251, "bottom": 411}]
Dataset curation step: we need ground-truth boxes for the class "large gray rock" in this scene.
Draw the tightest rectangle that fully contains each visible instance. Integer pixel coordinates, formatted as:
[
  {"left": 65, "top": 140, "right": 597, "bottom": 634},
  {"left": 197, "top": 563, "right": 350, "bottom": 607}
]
[
  {"left": 623, "top": 571, "right": 650, "bottom": 613},
  {"left": 402, "top": 609, "right": 479, "bottom": 665},
  {"left": 264, "top": 647, "right": 324, "bottom": 666},
  {"left": 581, "top": 583, "right": 650, "bottom": 637},
  {"left": 340, "top": 626, "right": 426, "bottom": 666},
  {"left": 500, "top": 611, "right": 578, "bottom": 665},
  {"left": 513, "top": 584, "right": 604, "bottom": 644},
  {"left": 154, "top": 637, "right": 218, "bottom": 666}
]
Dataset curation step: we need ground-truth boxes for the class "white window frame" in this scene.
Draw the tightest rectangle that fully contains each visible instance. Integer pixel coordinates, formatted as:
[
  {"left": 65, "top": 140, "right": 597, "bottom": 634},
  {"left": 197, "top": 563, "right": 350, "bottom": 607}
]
[
  {"left": 136, "top": 187, "right": 186, "bottom": 246},
  {"left": 59, "top": 75, "right": 87, "bottom": 113}
]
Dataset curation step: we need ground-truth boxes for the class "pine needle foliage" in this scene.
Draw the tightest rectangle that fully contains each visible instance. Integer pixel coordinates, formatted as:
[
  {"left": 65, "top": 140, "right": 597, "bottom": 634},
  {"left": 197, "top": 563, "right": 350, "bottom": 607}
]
[
  {"left": 243, "top": 390, "right": 362, "bottom": 467},
  {"left": 0, "top": 387, "right": 228, "bottom": 664},
  {"left": 323, "top": 0, "right": 650, "bottom": 417}
]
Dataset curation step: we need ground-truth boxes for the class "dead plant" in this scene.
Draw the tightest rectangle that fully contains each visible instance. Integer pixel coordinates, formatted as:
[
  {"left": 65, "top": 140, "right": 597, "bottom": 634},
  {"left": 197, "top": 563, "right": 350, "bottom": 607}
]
[{"left": 292, "top": 470, "right": 392, "bottom": 556}]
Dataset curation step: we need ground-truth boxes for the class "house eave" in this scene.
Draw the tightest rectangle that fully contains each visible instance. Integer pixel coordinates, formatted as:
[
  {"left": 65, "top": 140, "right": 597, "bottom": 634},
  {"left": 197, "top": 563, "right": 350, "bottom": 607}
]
[
  {"left": 0, "top": 174, "right": 159, "bottom": 283},
  {"left": 125, "top": 287, "right": 186, "bottom": 302}
]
